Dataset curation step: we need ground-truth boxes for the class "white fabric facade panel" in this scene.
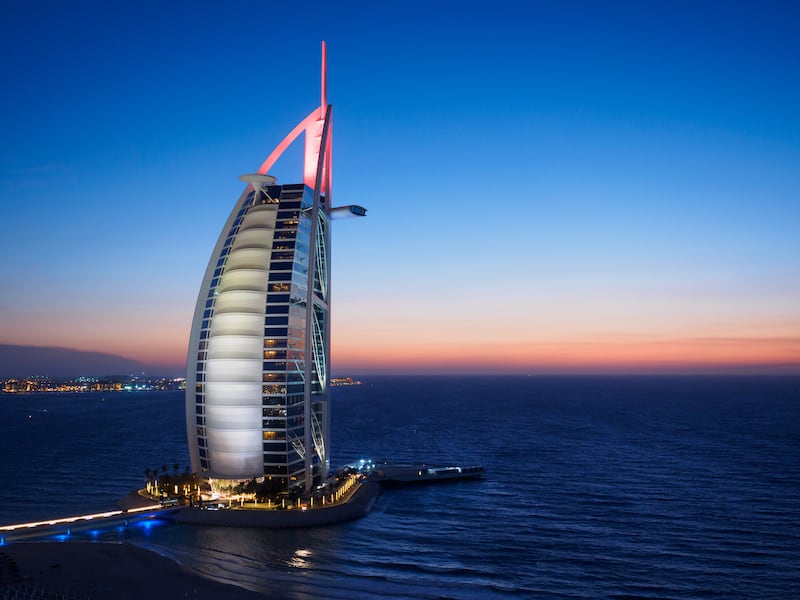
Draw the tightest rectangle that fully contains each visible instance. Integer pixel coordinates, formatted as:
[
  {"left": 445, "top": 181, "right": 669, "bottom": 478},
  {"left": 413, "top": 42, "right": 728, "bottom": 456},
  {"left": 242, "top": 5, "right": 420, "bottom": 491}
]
[
  {"left": 239, "top": 205, "right": 278, "bottom": 229},
  {"left": 213, "top": 290, "right": 266, "bottom": 314},
  {"left": 198, "top": 201, "right": 276, "bottom": 479},
  {"left": 207, "top": 336, "right": 263, "bottom": 360},
  {"left": 208, "top": 430, "right": 264, "bottom": 454},
  {"left": 205, "top": 404, "right": 262, "bottom": 430},
  {"left": 226, "top": 248, "right": 271, "bottom": 271},
  {"left": 233, "top": 228, "right": 273, "bottom": 249},
  {"left": 206, "top": 381, "right": 261, "bottom": 406},
  {"left": 205, "top": 358, "right": 262, "bottom": 383},
  {"left": 207, "top": 448, "right": 264, "bottom": 476},
  {"left": 203, "top": 382, "right": 263, "bottom": 402},
  {"left": 209, "top": 313, "right": 264, "bottom": 337},
  {"left": 217, "top": 269, "right": 268, "bottom": 293}
]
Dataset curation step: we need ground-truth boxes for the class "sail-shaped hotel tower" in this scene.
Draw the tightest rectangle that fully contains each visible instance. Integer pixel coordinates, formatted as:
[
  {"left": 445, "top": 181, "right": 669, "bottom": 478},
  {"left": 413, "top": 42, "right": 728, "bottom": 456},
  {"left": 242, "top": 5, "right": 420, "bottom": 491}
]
[{"left": 185, "top": 43, "right": 362, "bottom": 494}]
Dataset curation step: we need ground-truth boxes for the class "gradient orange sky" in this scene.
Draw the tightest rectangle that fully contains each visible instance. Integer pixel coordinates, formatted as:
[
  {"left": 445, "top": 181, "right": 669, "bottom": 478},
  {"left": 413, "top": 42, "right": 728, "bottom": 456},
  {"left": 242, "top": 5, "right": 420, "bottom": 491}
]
[{"left": 1, "top": 3, "right": 799, "bottom": 375}]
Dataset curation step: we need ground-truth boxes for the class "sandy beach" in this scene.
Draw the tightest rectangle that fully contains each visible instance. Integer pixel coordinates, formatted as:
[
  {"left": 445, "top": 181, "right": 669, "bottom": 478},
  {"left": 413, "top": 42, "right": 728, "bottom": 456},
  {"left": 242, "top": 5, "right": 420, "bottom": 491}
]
[{"left": 0, "top": 541, "right": 270, "bottom": 599}]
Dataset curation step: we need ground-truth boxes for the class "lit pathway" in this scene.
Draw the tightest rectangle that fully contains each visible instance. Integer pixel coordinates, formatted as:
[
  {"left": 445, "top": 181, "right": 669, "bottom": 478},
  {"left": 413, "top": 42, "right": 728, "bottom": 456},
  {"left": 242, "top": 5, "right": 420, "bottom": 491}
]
[{"left": 0, "top": 504, "right": 163, "bottom": 532}]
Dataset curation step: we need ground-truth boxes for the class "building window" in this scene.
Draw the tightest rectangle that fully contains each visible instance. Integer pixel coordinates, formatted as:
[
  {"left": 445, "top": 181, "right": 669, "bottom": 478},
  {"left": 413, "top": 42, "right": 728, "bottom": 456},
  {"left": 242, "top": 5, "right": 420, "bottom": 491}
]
[
  {"left": 264, "top": 465, "right": 289, "bottom": 475},
  {"left": 263, "top": 442, "right": 287, "bottom": 452},
  {"left": 263, "top": 361, "right": 287, "bottom": 371},
  {"left": 263, "top": 373, "right": 287, "bottom": 383},
  {"left": 263, "top": 384, "right": 287, "bottom": 395},
  {"left": 267, "top": 293, "right": 290, "bottom": 303}
]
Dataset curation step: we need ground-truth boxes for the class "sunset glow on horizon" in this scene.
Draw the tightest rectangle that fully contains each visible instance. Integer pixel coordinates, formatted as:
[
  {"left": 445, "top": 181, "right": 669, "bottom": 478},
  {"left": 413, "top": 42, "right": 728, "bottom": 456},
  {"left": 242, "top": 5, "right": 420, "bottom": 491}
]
[{"left": 1, "top": 2, "right": 798, "bottom": 376}]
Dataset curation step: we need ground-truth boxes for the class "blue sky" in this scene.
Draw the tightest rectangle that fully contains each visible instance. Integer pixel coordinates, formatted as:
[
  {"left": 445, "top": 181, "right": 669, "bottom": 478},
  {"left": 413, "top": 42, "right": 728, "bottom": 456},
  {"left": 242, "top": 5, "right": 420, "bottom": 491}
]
[{"left": 1, "top": 1, "right": 798, "bottom": 374}]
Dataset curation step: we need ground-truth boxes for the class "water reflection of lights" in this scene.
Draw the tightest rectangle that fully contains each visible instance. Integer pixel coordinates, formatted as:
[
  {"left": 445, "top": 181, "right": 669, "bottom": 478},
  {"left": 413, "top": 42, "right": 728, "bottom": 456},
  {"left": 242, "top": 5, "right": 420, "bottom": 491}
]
[
  {"left": 12, "top": 516, "right": 169, "bottom": 544},
  {"left": 134, "top": 518, "right": 168, "bottom": 535},
  {"left": 288, "top": 548, "right": 313, "bottom": 568}
]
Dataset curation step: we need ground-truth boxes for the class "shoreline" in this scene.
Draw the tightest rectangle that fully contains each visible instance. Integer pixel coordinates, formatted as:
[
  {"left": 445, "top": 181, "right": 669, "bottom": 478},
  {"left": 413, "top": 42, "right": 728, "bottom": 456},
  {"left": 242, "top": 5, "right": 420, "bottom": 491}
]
[
  {"left": 0, "top": 483, "right": 382, "bottom": 598},
  {"left": 0, "top": 540, "right": 270, "bottom": 599}
]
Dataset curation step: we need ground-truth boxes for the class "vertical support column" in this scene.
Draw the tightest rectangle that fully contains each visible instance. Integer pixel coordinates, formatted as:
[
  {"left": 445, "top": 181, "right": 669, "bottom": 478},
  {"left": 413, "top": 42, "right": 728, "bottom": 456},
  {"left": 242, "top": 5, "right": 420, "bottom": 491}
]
[{"left": 303, "top": 104, "right": 333, "bottom": 495}]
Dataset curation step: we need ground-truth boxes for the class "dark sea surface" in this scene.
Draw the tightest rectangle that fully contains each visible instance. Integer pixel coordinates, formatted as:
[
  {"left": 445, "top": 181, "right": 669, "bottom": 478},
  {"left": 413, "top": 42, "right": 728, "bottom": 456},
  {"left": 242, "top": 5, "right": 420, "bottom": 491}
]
[{"left": 1, "top": 376, "right": 799, "bottom": 599}]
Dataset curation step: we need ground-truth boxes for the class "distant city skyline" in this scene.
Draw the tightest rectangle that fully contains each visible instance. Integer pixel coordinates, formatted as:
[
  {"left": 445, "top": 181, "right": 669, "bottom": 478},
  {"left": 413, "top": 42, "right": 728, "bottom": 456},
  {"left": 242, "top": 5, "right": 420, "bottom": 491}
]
[{"left": 1, "top": 2, "right": 798, "bottom": 375}]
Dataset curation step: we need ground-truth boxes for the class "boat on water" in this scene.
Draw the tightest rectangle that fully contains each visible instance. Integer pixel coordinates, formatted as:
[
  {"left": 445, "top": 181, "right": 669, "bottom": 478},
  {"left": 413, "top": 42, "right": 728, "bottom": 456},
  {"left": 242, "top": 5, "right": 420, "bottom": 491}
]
[{"left": 355, "top": 460, "right": 485, "bottom": 485}]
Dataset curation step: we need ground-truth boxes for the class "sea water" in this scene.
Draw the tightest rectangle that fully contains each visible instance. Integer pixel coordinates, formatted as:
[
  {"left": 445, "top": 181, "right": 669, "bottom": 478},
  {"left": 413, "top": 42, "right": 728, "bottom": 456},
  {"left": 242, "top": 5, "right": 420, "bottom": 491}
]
[{"left": 1, "top": 376, "right": 798, "bottom": 599}]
